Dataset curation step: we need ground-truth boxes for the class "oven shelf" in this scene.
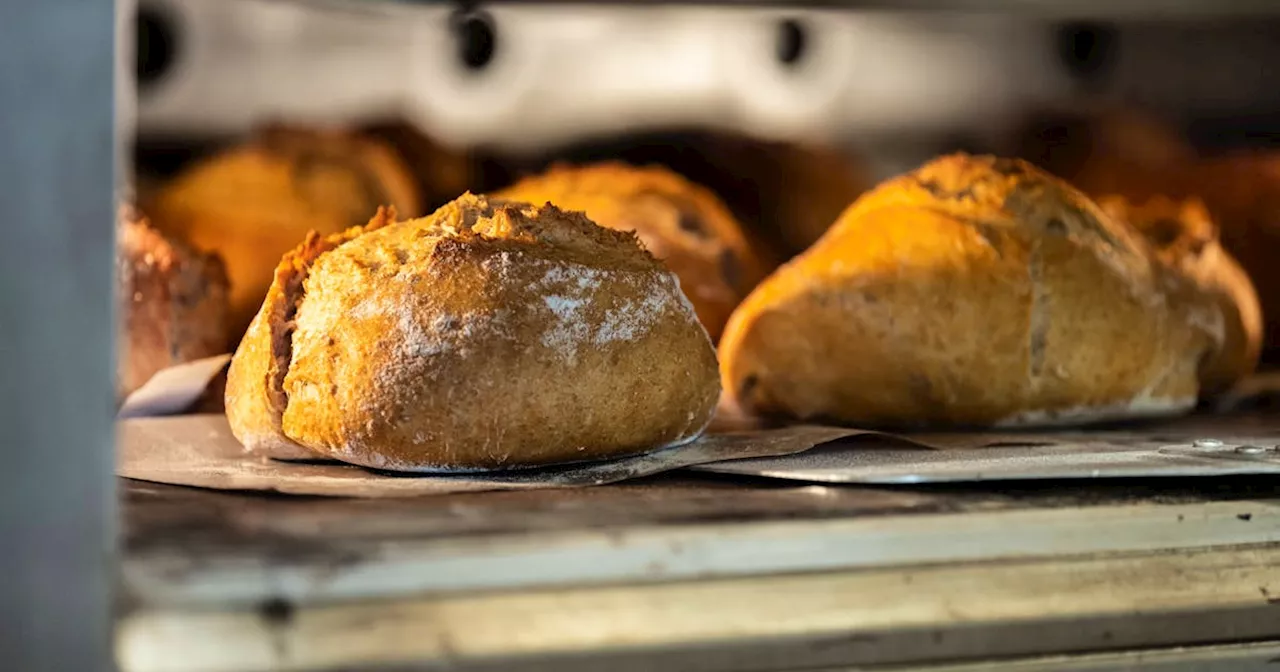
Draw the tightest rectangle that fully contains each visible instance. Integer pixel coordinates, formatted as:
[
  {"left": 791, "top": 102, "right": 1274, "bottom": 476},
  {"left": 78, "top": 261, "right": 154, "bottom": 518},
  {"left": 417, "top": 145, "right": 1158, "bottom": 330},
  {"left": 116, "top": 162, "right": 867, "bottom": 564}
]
[{"left": 116, "top": 472, "right": 1280, "bottom": 671}]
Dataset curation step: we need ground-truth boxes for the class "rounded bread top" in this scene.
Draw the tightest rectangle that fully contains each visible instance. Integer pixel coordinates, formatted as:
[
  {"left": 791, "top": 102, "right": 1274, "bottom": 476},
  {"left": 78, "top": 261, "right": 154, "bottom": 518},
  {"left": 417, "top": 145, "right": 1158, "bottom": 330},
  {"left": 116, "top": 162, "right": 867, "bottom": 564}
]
[
  {"left": 229, "top": 193, "right": 719, "bottom": 470},
  {"left": 720, "top": 154, "right": 1226, "bottom": 427}
]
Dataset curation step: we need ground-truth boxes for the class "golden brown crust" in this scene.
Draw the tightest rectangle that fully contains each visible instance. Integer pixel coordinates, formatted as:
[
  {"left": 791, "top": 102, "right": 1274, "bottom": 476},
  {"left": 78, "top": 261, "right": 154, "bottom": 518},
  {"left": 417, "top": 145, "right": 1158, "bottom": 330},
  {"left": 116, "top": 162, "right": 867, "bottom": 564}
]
[
  {"left": 151, "top": 125, "right": 423, "bottom": 335},
  {"left": 1097, "top": 195, "right": 1261, "bottom": 392},
  {"left": 495, "top": 162, "right": 764, "bottom": 341},
  {"left": 225, "top": 207, "right": 397, "bottom": 459},
  {"left": 116, "top": 206, "right": 230, "bottom": 400},
  {"left": 720, "top": 154, "right": 1225, "bottom": 428},
  {"left": 226, "top": 194, "right": 719, "bottom": 469}
]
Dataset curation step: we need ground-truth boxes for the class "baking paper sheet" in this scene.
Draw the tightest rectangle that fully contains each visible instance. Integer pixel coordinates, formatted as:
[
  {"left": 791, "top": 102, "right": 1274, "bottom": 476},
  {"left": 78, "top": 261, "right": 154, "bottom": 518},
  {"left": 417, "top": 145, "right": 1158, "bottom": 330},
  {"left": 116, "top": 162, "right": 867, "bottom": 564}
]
[
  {"left": 115, "top": 358, "right": 1280, "bottom": 494},
  {"left": 117, "top": 414, "right": 868, "bottom": 497},
  {"left": 118, "top": 355, "right": 231, "bottom": 419}
]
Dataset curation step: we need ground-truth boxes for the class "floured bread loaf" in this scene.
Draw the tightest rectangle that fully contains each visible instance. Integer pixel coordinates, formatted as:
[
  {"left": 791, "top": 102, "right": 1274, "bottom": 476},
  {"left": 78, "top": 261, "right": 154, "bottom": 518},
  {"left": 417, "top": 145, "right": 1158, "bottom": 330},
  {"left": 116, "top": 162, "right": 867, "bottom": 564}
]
[
  {"left": 117, "top": 206, "right": 230, "bottom": 400},
  {"left": 719, "top": 154, "right": 1227, "bottom": 428},
  {"left": 226, "top": 194, "right": 719, "bottom": 470},
  {"left": 150, "top": 125, "right": 422, "bottom": 334},
  {"left": 496, "top": 163, "right": 764, "bottom": 340},
  {"left": 1097, "top": 195, "right": 1261, "bottom": 393}
]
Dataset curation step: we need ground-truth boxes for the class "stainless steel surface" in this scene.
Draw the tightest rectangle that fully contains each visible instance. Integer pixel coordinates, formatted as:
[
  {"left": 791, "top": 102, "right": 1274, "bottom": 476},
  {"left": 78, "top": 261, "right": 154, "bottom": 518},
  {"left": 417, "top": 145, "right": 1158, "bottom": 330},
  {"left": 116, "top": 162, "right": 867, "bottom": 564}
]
[
  {"left": 133, "top": 0, "right": 1280, "bottom": 166},
  {"left": 0, "top": 0, "right": 118, "bottom": 670},
  {"left": 305, "top": 0, "right": 1280, "bottom": 19},
  {"left": 115, "top": 414, "right": 857, "bottom": 493},
  {"left": 694, "top": 413, "right": 1280, "bottom": 484},
  {"left": 135, "top": 1, "right": 1059, "bottom": 149}
]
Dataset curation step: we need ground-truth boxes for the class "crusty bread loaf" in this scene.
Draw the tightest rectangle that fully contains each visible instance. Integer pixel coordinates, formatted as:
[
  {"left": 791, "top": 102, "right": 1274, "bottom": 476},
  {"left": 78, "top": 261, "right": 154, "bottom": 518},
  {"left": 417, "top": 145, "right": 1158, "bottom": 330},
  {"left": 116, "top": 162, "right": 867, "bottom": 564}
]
[
  {"left": 1097, "top": 195, "right": 1261, "bottom": 393},
  {"left": 117, "top": 206, "right": 230, "bottom": 400},
  {"left": 226, "top": 194, "right": 719, "bottom": 470},
  {"left": 496, "top": 163, "right": 765, "bottom": 340},
  {"left": 719, "top": 154, "right": 1227, "bottom": 428},
  {"left": 150, "top": 125, "right": 422, "bottom": 335}
]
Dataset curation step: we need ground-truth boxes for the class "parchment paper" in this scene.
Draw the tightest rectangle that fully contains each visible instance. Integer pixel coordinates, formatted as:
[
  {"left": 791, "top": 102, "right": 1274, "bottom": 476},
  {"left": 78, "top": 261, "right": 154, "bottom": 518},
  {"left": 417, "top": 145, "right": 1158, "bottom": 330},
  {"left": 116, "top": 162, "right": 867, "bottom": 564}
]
[
  {"left": 114, "top": 358, "right": 1280, "bottom": 494},
  {"left": 118, "top": 355, "right": 231, "bottom": 418},
  {"left": 116, "top": 414, "right": 871, "bottom": 497}
]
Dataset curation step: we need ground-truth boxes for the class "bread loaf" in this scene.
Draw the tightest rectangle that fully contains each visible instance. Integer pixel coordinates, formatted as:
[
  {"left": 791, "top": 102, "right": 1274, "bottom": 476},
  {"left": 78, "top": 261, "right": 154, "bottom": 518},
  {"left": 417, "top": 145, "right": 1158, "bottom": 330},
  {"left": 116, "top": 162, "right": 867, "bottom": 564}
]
[
  {"left": 496, "top": 163, "right": 764, "bottom": 340},
  {"left": 719, "top": 154, "right": 1227, "bottom": 428},
  {"left": 226, "top": 194, "right": 719, "bottom": 470},
  {"left": 150, "top": 126, "right": 422, "bottom": 334},
  {"left": 116, "top": 206, "right": 230, "bottom": 400},
  {"left": 1097, "top": 195, "right": 1261, "bottom": 393}
]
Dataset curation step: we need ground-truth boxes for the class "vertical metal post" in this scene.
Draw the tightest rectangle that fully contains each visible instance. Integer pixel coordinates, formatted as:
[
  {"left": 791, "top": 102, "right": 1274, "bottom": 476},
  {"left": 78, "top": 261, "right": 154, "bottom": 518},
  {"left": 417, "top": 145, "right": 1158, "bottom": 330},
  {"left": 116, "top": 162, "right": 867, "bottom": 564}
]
[{"left": 0, "top": 1, "right": 118, "bottom": 670}]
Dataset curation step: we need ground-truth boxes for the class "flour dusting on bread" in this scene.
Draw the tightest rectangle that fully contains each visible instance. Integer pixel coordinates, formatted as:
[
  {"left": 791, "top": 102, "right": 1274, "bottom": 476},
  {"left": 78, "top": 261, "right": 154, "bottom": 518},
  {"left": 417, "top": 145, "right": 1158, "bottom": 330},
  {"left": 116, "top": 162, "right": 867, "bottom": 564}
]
[
  {"left": 534, "top": 262, "right": 679, "bottom": 359},
  {"left": 227, "top": 192, "right": 720, "bottom": 470}
]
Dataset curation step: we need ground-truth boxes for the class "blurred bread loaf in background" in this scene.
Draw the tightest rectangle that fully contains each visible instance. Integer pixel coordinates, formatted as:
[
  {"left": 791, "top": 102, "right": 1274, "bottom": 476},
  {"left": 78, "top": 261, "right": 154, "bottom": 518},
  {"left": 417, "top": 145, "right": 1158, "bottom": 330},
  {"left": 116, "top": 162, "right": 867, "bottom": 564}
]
[
  {"left": 116, "top": 205, "right": 230, "bottom": 400},
  {"left": 1014, "top": 107, "right": 1280, "bottom": 361},
  {"left": 145, "top": 125, "right": 423, "bottom": 335},
  {"left": 1097, "top": 194, "right": 1262, "bottom": 392},
  {"left": 521, "top": 130, "right": 871, "bottom": 263}
]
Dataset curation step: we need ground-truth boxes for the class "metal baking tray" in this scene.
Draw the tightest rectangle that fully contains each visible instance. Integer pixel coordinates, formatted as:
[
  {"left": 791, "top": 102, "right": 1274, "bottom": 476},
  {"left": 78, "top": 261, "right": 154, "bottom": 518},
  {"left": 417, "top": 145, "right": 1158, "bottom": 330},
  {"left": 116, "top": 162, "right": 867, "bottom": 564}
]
[{"left": 693, "top": 411, "right": 1280, "bottom": 483}]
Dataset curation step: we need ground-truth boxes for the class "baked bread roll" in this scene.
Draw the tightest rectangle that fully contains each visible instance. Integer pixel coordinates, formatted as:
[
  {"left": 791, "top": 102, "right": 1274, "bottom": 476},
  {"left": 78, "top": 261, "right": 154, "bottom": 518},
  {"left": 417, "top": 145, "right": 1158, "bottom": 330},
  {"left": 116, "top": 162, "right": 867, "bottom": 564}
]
[
  {"left": 719, "top": 154, "right": 1226, "bottom": 428},
  {"left": 495, "top": 163, "right": 764, "bottom": 340},
  {"left": 226, "top": 194, "right": 719, "bottom": 470},
  {"left": 116, "top": 206, "right": 230, "bottom": 400},
  {"left": 1097, "top": 195, "right": 1261, "bottom": 393},
  {"left": 1187, "top": 153, "right": 1280, "bottom": 358},
  {"left": 521, "top": 131, "right": 869, "bottom": 261},
  {"left": 150, "top": 125, "right": 422, "bottom": 334}
]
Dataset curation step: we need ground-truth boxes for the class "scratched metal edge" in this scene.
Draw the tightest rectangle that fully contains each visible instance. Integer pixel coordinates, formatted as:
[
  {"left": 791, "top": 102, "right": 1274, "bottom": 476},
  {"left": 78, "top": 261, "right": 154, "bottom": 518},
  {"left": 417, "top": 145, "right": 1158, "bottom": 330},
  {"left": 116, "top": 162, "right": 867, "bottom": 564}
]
[
  {"left": 286, "top": 0, "right": 1280, "bottom": 19},
  {"left": 689, "top": 412, "right": 1280, "bottom": 484},
  {"left": 115, "top": 544, "right": 1280, "bottom": 672},
  {"left": 118, "top": 494, "right": 1280, "bottom": 609}
]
